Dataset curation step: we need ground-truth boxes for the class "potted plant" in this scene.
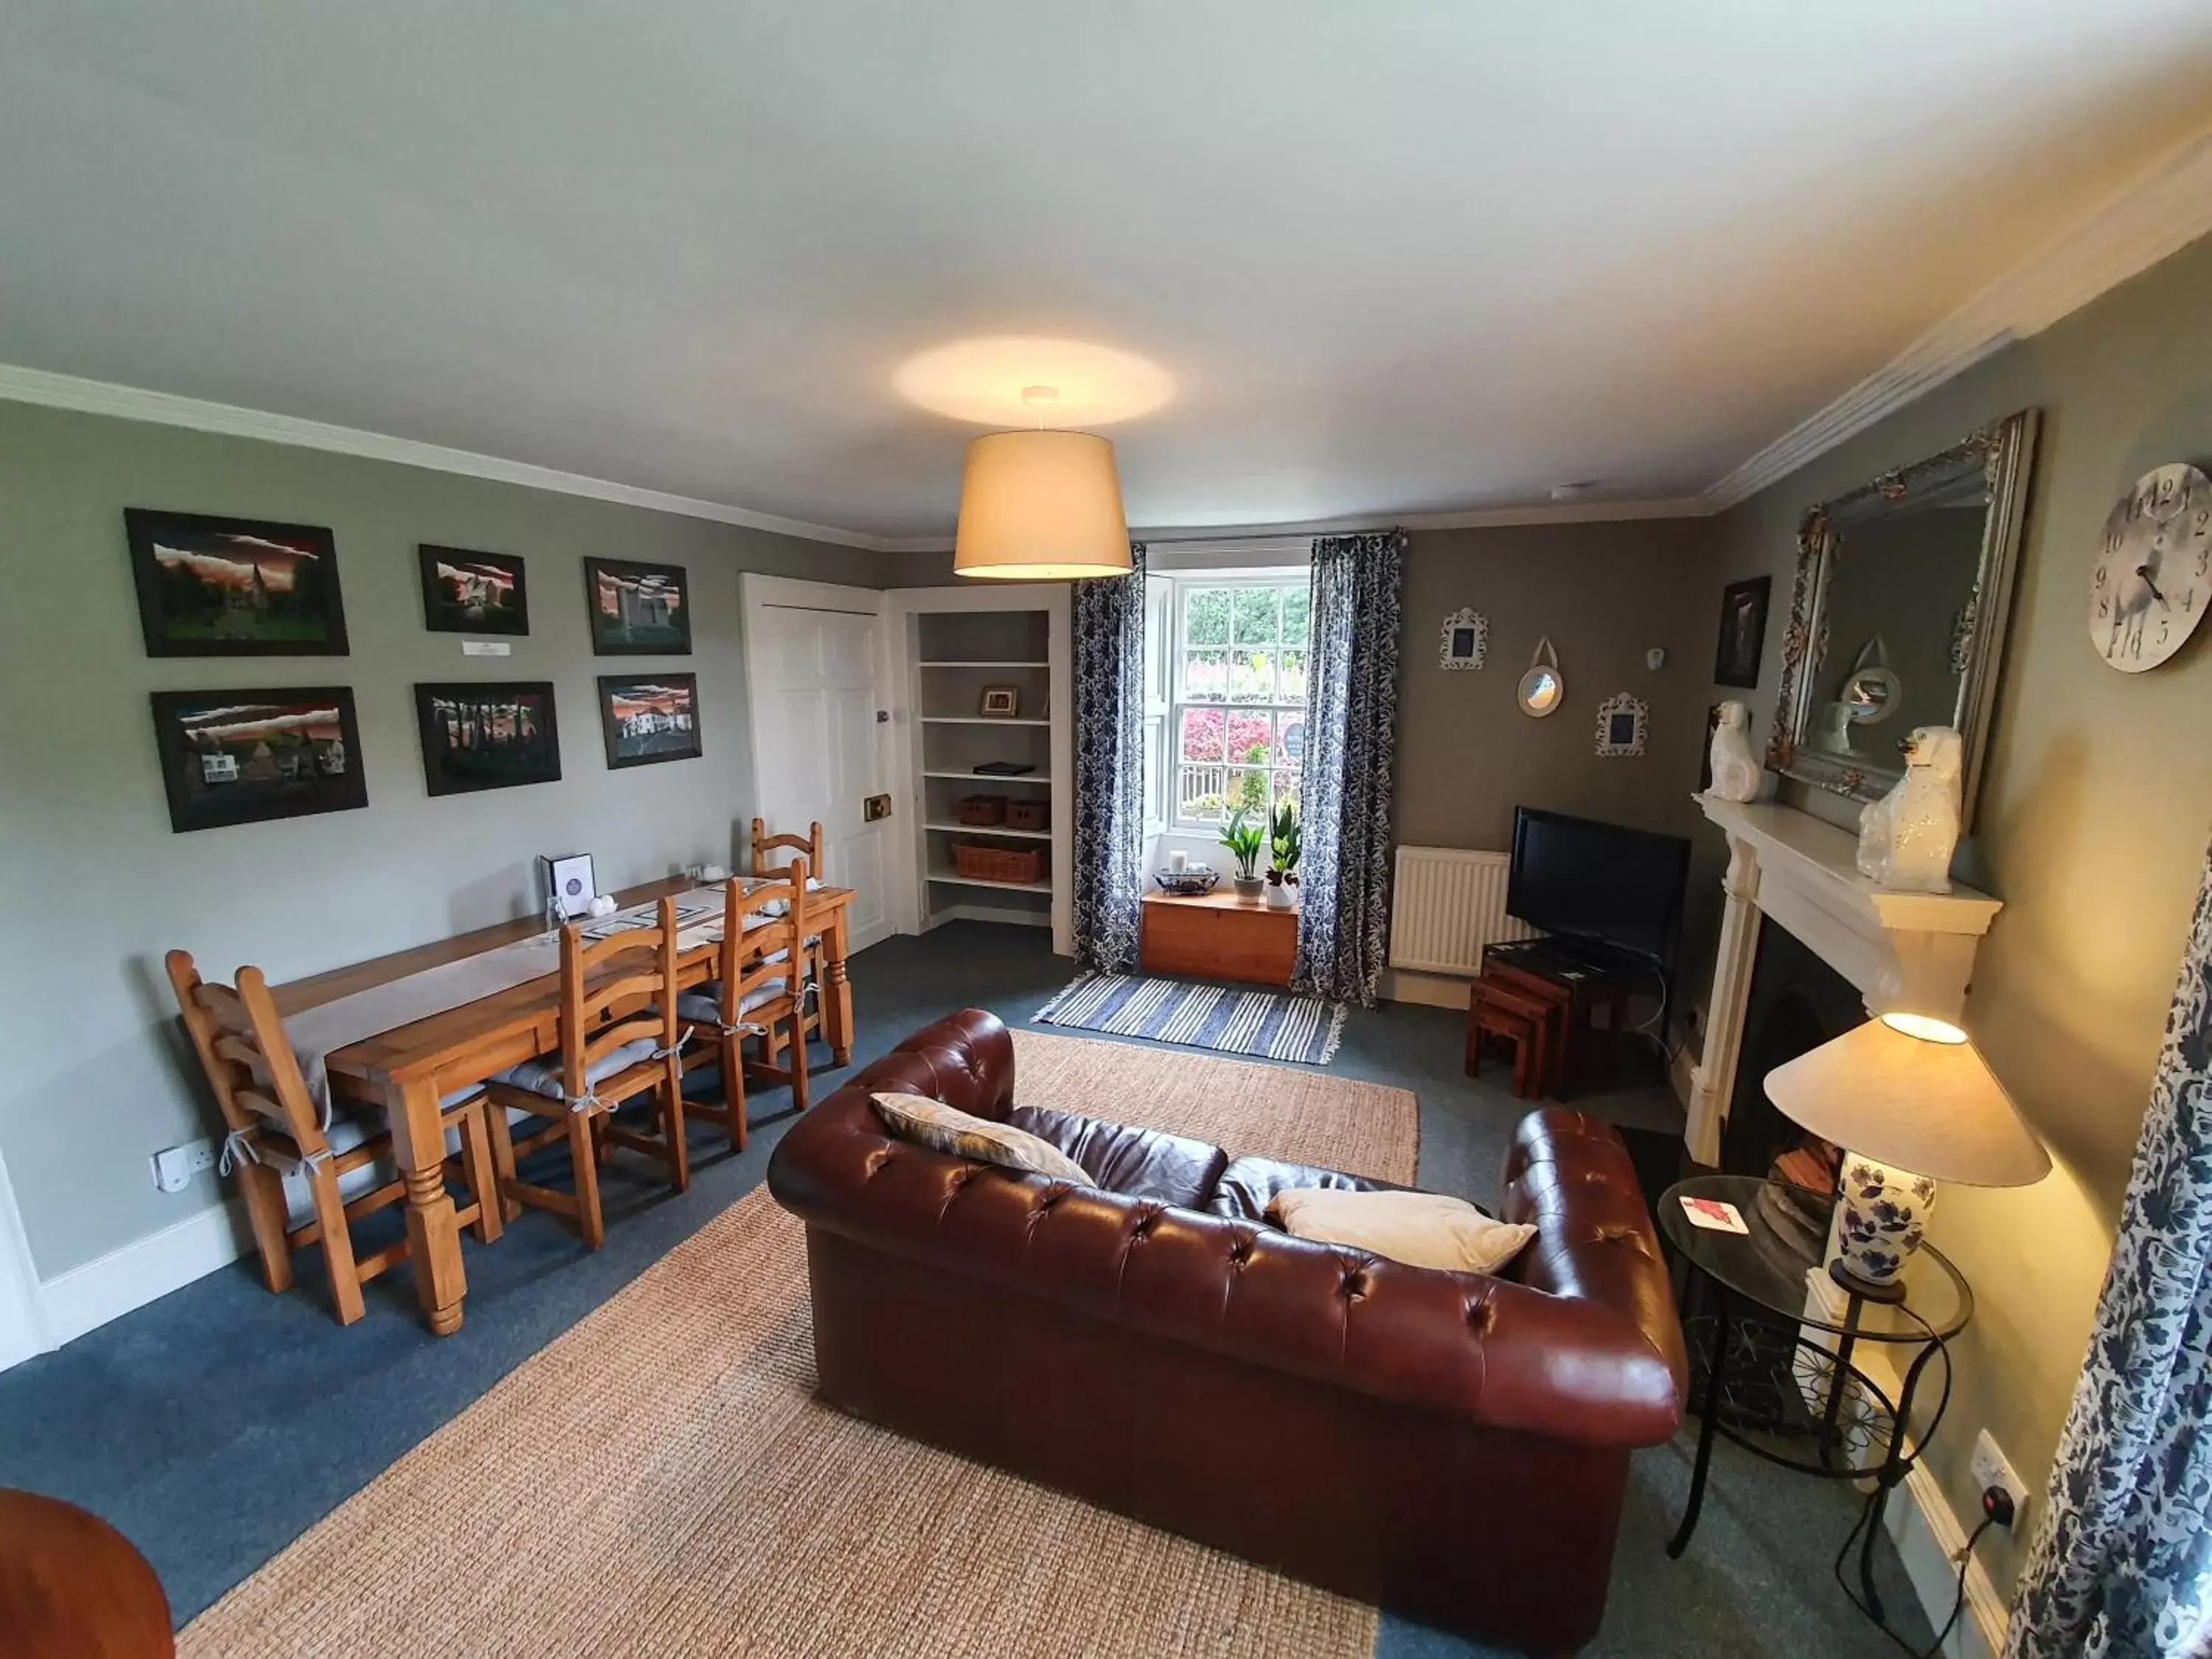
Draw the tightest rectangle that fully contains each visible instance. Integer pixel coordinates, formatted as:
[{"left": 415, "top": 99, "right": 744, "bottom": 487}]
[
  {"left": 1264, "top": 800, "right": 1300, "bottom": 910},
  {"left": 1220, "top": 808, "right": 1266, "bottom": 903}
]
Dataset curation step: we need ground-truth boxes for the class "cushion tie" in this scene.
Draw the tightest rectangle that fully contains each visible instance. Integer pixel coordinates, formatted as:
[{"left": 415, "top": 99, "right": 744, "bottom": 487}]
[{"left": 220, "top": 1126, "right": 334, "bottom": 1178}]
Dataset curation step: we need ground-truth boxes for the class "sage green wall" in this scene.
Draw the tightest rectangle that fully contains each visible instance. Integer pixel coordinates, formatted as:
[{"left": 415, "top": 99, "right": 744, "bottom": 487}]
[
  {"left": 1697, "top": 228, "right": 2212, "bottom": 1598},
  {"left": 0, "top": 400, "right": 897, "bottom": 1279}
]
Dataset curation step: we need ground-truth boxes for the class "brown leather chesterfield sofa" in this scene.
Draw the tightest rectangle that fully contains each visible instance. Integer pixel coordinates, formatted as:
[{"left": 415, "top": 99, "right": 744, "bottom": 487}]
[{"left": 767, "top": 1009, "right": 1686, "bottom": 1656}]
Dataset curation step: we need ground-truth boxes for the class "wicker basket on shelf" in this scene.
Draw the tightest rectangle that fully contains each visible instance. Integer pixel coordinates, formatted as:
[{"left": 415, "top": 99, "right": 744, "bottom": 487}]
[
  {"left": 955, "top": 795, "right": 1007, "bottom": 826},
  {"left": 952, "top": 842, "right": 1043, "bottom": 884},
  {"left": 1004, "top": 798, "right": 1048, "bottom": 832}
]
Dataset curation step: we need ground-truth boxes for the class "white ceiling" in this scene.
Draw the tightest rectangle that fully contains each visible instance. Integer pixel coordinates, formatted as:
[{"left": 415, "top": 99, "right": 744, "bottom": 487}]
[{"left": 4, "top": 3, "right": 2211, "bottom": 546}]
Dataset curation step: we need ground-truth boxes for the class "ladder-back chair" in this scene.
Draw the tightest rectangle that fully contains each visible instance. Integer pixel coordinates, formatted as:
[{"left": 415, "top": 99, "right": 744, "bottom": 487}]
[
  {"left": 679, "top": 861, "right": 810, "bottom": 1150},
  {"left": 483, "top": 896, "right": 687, "bottom": 1250},
  {"left": 166, "top": 949, "right": 503, "bottom": 1326},
  {"left": 748, "top": 818, "right": 826, "bottom": 1067}
]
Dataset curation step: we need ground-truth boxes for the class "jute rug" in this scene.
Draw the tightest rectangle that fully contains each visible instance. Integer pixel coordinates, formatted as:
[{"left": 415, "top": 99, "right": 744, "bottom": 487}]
[{"left": 181, "top": 1030, "right": 1418, "bottom": 1658}]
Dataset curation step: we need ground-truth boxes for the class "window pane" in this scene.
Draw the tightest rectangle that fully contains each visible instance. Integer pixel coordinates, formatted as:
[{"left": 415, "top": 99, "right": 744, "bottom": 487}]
[
  {"left": 1179, "top": 706, "right": 1228, "bottom": 762},
  {"left": 1223, "top": 768, "right": 1270, "bottom": 819},
  {"left": 1223, "top": 709, "right": 1274, "bottom": 770},
  {"left": 1184, "top": 588, "right": 1231, "bottom": 646},
  {"left": 1281, "top": 586, "right": 1310, "bottom": 647},
  {"left": 1183, "top": 649, "right": 1229, "bottom": 700},
  {"left": 1232, "top": 587, "right": 1279, "bottom": 646},
  {"left": 1178, "top": 767, "right": 1229, "bottom": 824},
  {"left": 1277, "top": 647, "right": 1307, "bottom": 704},
  {"left": 1272, "top": 714, "right": 1306, "bottom": 767},
  {"left": 1228, "top": 649, "right": 1274, "bottom": 703}
]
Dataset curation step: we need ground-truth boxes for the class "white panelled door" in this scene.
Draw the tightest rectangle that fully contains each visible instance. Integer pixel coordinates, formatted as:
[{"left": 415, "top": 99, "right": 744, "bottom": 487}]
[{"left": 744, "top": 580, "right": 892, "bottom": 954}]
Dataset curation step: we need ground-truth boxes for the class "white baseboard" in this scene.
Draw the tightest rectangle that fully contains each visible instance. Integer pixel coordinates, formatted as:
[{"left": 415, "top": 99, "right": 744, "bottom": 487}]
[
  {"left": 38, "top": 1201, "right": 246, "bottom": 1348},
  {"left": 1379, "top": 967, "right": 1470, "bottom": 1009}
]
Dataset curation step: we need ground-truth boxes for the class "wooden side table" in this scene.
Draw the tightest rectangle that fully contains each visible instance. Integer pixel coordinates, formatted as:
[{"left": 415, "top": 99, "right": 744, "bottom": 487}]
[{"left": 0, "top": 1489, "right": 173, "bottom": 1658}]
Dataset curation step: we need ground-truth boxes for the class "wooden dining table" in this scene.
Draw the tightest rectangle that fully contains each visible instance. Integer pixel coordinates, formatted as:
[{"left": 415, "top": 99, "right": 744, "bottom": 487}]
[{"left": 271, "top": 875, "right": 857, "bottom": 1335}]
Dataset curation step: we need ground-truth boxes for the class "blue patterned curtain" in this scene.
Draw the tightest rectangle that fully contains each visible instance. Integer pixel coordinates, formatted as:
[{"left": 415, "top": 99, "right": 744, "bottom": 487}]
[
  {"left": 1070, "top": 544, "right": 1147, "bottom": 973},
  {"left": 2008, "top": 824, "right": 2212, "bottom": 1658},
  {"left": 1293, "top": 530, "right": 1404, "bottom": 1006}
]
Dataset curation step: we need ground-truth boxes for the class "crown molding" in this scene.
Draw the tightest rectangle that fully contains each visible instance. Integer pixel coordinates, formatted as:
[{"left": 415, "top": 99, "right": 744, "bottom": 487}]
[
  {"left": 0, "top": 362, "right": 900, "bottom": 552},
  {"left": 1703, "top": 128, "right": 2212, "bottom": 511}
]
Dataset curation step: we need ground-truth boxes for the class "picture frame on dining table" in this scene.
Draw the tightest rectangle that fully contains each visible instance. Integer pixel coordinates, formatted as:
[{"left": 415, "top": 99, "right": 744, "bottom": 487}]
[{"left": 597, "top": 672, "right": 703, "bottom": 768}]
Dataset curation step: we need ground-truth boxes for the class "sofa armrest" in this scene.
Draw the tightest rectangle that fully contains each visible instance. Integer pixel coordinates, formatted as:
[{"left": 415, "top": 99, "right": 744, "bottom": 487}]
[
  {"left": 1501, "top": 1109, "right": 1690, "bottom": 1411},
  {"left": 769, "top": 1083, "right": 1684, "bottom": 1447}
]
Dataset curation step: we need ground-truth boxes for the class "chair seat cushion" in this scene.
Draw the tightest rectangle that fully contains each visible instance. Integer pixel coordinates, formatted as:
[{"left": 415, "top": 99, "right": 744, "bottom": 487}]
[
  {"left": 1203, "top": 1154, "right": 1418, "bottom": 1225},
  {"left": 1007, "top": 1105, "right": 1228, "bottom": 1211},
  {"left": 493, "top": 1036, "right": 663, "bottom": 1102},
  {"left": 675, "top": 975, "right": 796, "bottom": 1026}
]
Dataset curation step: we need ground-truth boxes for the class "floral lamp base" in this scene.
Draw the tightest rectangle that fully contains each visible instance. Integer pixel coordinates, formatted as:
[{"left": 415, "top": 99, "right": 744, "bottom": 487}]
[{"left": 1832, "top": 1152, "right": 1938, "bottom": 1302}]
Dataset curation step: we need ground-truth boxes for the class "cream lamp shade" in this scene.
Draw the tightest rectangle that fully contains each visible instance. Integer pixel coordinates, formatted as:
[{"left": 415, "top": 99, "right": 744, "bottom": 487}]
[
  {"left": 953, "top": 430, "right": 1131, "bottom": 580},
  {"left": 1762, "top": 1013, "right": 2051, "bottom": 1187}
]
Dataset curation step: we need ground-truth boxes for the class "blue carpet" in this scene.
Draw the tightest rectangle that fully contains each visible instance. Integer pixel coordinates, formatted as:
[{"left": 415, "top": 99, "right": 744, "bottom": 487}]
[
  {"left": 0, "top": 922, "right": 1932, "bottom": 1655},
  {"left": 1036, "top": 970, "right": 1346, "bottom": 1062}
]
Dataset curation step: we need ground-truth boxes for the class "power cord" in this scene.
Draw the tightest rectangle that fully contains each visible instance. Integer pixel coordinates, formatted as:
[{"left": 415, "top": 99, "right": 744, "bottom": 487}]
[{"left": 1835, "top": 1483, "right": 2011, "bottom": 1658}]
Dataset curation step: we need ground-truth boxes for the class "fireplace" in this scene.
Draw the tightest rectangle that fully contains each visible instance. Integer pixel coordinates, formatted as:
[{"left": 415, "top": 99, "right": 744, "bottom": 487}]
[{"left": 1722, "top": 918, "right": 1865, "bottom": 1178}]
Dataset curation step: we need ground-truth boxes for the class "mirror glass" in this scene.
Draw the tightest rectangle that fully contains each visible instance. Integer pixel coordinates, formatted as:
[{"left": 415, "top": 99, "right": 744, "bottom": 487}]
[
  {"left": 1770, "top": 409, "right": 2037, "bottom": 824},
  {"left": 1519, "top": 667, "right": 1562, "bottom": 716}
]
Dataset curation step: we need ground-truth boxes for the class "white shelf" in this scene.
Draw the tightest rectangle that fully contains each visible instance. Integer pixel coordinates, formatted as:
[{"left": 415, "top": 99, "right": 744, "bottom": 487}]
[
  {"left": 919, "top": 659, "right": 1050, "bottom": 668},
  {"left": 923, "top": 769, "right": 1049, "bottom": 783},
  {"left": 921, "top": 716, "right": 1050, "bottom": 727},
  {"left": 926, "top": 871, "right": 1053, "bottom": 893},
  {"left": 925, "top": 821, "right": 1053, "bottom": 841}
]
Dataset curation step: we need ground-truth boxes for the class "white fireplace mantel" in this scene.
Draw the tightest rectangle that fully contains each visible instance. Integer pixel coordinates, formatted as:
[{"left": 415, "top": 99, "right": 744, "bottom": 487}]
[{"left": 1681, "top": 793, "right": 2002, "bottom": 1164}]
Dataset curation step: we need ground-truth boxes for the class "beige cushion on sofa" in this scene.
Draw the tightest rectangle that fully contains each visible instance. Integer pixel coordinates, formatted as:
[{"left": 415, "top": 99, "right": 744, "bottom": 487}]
[
  {"left": 1268, "top": 1186, "right": 1537, "bottom": 1275},
  {"left": 871, "top": 1092, "right": 1091, "bottom": 1186}
]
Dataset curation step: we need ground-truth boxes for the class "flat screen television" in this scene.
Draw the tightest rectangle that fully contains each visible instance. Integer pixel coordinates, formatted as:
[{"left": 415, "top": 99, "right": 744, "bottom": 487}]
[{"left": 1507, "top": 807, "right": 1691, "bottom": 965}]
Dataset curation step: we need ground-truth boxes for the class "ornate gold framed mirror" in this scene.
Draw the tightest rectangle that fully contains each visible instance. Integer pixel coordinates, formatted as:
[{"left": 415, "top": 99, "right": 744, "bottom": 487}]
[{"left": 1767, "top": 409, "right": 2038, "bottom": 826}]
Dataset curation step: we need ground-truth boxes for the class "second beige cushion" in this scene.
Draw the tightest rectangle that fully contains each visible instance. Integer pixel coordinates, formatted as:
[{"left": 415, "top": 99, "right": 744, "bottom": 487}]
[
  {"left": 1268, "top": 1186, "right": 1537, "bottom": 1275},
  {"left": 871, "top": 1091, "right": 1092, "bottom": 1186}
]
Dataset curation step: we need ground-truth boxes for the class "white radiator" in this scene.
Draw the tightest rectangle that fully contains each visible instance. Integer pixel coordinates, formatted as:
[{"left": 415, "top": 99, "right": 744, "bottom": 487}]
[{"left": 1388, "top": 846, "right": 1537, "bottom": 975}]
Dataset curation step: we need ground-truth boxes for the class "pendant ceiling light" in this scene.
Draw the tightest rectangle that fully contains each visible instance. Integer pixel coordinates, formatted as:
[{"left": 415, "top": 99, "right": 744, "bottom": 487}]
[{"left": 953, "top": 386, "right": 1131, "bottom": 580}]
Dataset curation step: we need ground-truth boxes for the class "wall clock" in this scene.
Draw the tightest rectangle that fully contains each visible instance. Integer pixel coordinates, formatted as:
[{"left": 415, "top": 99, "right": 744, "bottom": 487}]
[{"left": 2090, "top": 462, "right": 2211, "bottom": 672}]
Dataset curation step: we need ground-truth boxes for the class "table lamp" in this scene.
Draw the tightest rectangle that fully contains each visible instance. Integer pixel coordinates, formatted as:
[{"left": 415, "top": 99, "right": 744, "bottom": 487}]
[{"left": 1763, "top": 1012, "right": 2049, "bottom": 1301}]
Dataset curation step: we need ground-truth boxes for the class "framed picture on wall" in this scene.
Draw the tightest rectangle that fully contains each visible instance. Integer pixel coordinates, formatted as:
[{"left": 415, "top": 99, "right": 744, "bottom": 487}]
[
  {"left": 125, "top": 509, "right": 349, "bottom": 656},
  {"left": 149, "top": 687, "right": 367, "bottom": 832},
  {"left": 1713, "top": 575, "right": 1770, "bottom": 688},
  {"left": 413, "top": 682, "right": 560, "bottom": 796},
  {"left": 419, "top": 546, "right": 529, "bottom": 636},
  {"left": 597, "top": 673, "right": 702, "bottom": 768},
  {"left": 584, "top": 557, "right": 691, "bottom": 655}
]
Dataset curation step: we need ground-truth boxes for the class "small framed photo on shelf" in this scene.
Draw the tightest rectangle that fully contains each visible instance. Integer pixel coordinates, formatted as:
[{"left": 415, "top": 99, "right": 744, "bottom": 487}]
[
  {"left": 148, "top": 686, "right": 366, "bottom": 832},
  {"left": 978, "top": 685, "right": 1021, "bottom": 718},
  {"left": 597, "top": 672, "right": 702, "bottom": 768}
]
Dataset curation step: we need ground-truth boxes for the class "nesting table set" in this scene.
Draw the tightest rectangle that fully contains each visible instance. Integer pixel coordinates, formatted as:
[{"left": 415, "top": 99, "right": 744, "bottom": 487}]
[{"left": 1463, "top": 940, "right": 1642, "bottom": 1098}]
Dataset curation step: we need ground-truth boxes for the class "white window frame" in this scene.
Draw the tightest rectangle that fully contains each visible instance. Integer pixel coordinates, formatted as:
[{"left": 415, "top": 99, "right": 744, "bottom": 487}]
[{"left": 1161, "top": 569, "right": 1311, "bottom": 834}]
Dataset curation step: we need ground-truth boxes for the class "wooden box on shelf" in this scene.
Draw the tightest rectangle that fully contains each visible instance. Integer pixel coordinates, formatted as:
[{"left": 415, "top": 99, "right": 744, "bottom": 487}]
[
  {"left": 953, "top": 842, "right": 1043, "bottom": 885},
  {"left": 955, "top": 795, "right": 1008, "bottom": 826},
  {"left": 1004, "top": 799, "right": 1048, "bottom": 832}
]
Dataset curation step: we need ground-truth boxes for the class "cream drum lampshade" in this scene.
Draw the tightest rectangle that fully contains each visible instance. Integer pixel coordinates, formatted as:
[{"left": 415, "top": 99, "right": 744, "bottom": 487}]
[{"left": 953, "top": 430, "right": 1131, "bottom": 580}]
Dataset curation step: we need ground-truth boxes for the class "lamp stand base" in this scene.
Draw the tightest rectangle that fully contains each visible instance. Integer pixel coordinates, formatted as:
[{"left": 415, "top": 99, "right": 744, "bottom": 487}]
[{"left": 1827, "top": 1258, "right": 1909, "bottom": 1304}]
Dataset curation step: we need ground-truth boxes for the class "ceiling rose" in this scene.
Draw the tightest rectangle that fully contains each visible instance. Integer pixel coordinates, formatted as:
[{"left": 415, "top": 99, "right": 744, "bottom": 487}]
[{"left": 894, "top": 335, "right": 1175, "bottom": 428}]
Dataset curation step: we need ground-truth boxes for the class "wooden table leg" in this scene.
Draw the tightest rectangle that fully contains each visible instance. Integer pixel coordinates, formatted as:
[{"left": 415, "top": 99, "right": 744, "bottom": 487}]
[
  {"left": 386, "top": 1071, "right": 467, "bottom": 1335},
  {"left": 824, "top": 907, "right": 853, "bottom": 1068}
]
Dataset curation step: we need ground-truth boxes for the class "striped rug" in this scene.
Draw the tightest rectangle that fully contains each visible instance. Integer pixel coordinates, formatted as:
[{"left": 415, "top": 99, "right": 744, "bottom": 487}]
[{"left": 1034, "top": 973, "right": 1349, "bottom": 1065}]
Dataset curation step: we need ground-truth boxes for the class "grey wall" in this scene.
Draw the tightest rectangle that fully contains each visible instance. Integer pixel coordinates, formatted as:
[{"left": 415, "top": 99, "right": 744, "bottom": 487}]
[
  {"left": 1694, "top": 227, "right": 2212, "bottom": 1597},
  {"left": 0, "top": 400, "right": 897, "bottom": 1278}
]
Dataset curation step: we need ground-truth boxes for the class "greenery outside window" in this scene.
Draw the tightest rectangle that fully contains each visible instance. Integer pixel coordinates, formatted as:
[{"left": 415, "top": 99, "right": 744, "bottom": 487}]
[{"left": 1168, "top": 576, "right": 1309, "bottom": 830}]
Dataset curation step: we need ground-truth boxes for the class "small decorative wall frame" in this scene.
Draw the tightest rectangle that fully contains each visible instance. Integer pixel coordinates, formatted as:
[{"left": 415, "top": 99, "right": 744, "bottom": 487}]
[
  {"left": 1595, "top": 692, "right": 1648, "bottom": 757},
  {"left": 1439, "top": 608, "right": 1489, "bottom": 670},
  {"left": 1517, "top": 636, "right": 1565, "bottom": 717}
]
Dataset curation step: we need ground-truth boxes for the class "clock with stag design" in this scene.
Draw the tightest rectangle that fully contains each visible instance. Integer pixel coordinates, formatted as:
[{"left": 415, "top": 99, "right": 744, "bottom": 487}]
[{"left": 2090, "top": 462, "right": 2212, "bottom": 672}]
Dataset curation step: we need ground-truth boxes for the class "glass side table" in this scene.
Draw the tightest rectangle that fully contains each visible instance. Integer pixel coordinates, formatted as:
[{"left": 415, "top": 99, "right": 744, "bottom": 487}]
[{"left": 1659, "top": 1174, "right": 1972, "bottom": 1626}]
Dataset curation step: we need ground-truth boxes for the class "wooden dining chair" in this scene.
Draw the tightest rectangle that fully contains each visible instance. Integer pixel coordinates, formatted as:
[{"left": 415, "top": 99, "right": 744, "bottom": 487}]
[
  {"left": 678, "top": 862, "right": 810, "bottom": 1150},
  {"left": 483, "top": 896, "right": 687, "bottom": 1250},
  {"left": 166, "top": 950, "right": 504, "bottom": 1326},
  {"left": 749, "top": 818, "right": 827, "bottom": 1067}
]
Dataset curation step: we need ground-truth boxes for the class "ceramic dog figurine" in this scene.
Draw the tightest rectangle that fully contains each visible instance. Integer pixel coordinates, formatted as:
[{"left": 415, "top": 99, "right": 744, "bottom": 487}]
[
  {"left": 1855, "top": 726, "right": 1963, "bottom": 893},
  {"left": 1706, "top": 700, "right": 1761, "bottom": 802}
]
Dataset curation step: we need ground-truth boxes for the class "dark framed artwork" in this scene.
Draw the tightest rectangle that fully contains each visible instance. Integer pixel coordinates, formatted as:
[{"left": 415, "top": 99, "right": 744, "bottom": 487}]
[
  {"left": 125, "top": 509, "right": 349, "bottom": 656},
  {"left": 419, "top": 546, "right": 529, "bottom": 636},
  {"left": 414, "top": 682, "right": 561, "bottom": 796},
  {"left": 584, "top": 557, "right": 691, "bottom": 655},
  {"left": 597, "top": 673, "right": 702, "bottom": 768},
  {"left": 149, "top": 687, "right": 367, "bottom": 832},
  {"left": 1713, "top": 575, "right": 1771, "bottom": 689}
]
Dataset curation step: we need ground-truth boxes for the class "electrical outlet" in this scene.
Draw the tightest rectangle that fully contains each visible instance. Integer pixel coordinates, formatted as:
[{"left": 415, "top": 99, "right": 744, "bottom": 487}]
[
  {"left": 1971, "top": 1429, "right": 2029, "bottom": 1526},
  {"left": 151, "top": 1137, "right": 218, "bottom": 1194}
]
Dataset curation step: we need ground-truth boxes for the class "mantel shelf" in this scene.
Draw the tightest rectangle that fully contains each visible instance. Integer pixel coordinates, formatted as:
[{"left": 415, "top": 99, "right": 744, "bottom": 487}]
[{"left": 1695, "top": 793, "right": 2001, "bottom": 937}]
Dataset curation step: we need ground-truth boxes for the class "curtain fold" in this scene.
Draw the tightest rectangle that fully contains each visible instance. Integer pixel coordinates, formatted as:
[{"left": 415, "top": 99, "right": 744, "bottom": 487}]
[
  {"left": 1293, "top": 529, "right": 1404, "bottom": 1006},
  {"left": 2006, "top": 822, "right": 2212, "bottom": 1659},
  {"left": 1070, "top": 543, "right": 1148, "bottom": 973}
]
